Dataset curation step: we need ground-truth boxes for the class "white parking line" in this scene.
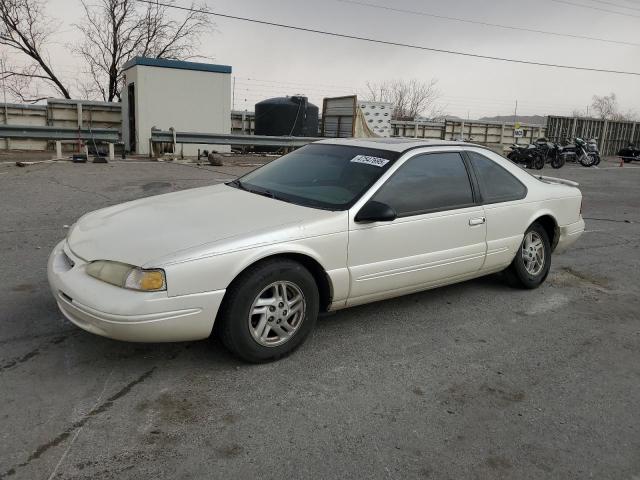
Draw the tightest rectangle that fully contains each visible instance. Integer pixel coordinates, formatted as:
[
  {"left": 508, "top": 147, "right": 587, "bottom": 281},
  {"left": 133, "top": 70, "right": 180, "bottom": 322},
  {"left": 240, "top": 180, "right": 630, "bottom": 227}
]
[{"left": 565, "top": 166, "right": 640, "bottom": 170}]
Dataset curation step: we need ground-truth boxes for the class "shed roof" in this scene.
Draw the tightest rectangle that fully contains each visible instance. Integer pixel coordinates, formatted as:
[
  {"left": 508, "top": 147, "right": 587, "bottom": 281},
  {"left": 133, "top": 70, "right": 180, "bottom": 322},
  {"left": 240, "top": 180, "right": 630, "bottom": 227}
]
[{"left": 122, "top": 57, "right": 232, "bottom": 74}]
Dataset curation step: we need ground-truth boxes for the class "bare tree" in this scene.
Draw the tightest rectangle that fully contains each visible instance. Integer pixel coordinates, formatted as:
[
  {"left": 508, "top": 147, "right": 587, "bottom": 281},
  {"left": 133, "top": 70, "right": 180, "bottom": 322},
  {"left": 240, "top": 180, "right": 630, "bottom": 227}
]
[
  {"left": 74, "top": 0, "right": 213, "bottom": 102},
  {"left": 364, "top": 79, "right": 443, "bottom": 120},
  {"left": 0, "top": 0, "right": 70, "bottom": 101},
  {"left": 590, "top": 92, "right": 637, "bottom": 121},
  {"left": 591, "top": 93, "right": 618, "bottom": 120}
]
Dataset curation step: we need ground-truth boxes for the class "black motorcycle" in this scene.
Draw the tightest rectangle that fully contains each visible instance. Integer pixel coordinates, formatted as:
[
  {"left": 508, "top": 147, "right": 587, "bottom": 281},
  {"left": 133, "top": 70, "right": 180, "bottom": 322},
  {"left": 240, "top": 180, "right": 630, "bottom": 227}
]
[
  {"left": 618, "top": 143, "right": 640, "bottom": 163},
  {"left": 507, "top": 143, "right": 544, "bottom": 170},
  {"left": 585, "top": 138, "right": 601, "bottom": 166},
  {"left": 533, "top": 138, "right": 565, "bottom": 169},
  {"left": 557, "top": 138, "right": 600, "bottom": 167}
]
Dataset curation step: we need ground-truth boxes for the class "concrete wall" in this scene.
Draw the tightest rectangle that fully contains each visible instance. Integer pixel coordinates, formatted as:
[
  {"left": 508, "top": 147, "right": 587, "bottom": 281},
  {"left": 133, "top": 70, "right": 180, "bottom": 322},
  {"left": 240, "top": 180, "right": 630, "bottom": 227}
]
[
  {"left": 0, "top": 103, "right": 47, "bottom": 150},
  {"left": 123, "top": 61, "right": 231, "bottom": 155},
  {"left": 231, "top": 110, "right": 255, "bottom": 134},
  {"left": 1, "top": 99, "right": 121, "bottom": 152},
  {"left": 547, "top": 116, "right": 639, "bottom": 156}
]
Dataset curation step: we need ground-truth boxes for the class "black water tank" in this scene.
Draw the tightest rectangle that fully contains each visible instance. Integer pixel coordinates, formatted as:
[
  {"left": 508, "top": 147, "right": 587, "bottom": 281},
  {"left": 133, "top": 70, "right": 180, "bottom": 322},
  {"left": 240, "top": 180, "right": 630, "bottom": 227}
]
[{"left": 254, "top": 96, "right": 319, "bottom": 137}]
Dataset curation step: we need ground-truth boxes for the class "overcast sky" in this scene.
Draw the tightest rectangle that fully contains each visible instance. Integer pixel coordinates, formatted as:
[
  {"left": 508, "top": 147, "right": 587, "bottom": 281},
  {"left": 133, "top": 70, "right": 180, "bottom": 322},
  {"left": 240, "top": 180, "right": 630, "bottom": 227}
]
[{"left": 6, "top": 0, "right": 640, "bottom": 118}]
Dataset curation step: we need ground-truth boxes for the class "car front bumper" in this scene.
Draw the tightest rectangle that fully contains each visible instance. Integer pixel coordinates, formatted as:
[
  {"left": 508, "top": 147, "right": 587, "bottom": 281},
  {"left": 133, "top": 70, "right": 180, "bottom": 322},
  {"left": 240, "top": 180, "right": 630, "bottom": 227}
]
[
  {"left": 555, "top": 218, "right": 585, "bottom": 252},
  {"left": 47, "top": 240, "right": 225, "bottom": 342}
]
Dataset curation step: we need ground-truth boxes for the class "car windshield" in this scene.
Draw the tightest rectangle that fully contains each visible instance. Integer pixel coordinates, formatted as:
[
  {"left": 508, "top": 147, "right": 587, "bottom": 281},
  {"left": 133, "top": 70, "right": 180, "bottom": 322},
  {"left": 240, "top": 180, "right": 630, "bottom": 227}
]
[{"left": 229, "top": 143, "right": 400, "bottom": 210}]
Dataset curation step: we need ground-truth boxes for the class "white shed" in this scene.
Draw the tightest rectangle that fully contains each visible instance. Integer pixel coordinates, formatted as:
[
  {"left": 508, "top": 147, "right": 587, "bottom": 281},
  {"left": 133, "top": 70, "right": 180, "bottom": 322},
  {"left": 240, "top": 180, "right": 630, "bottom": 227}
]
[{"left": 121, "top": 57, "right": 232, "bottom": 156}]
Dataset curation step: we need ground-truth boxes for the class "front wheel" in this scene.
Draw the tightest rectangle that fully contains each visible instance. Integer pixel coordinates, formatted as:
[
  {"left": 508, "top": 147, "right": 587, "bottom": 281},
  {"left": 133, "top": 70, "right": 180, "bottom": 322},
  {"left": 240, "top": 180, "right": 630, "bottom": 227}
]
[
  {"left": 504, "top": 222, "right": 552, "bottom": 289},
  {"left": 551, "top": 154, "right": 565, "bottom": 169},
  {"left": 533, "top": 155, "right": 545, "bottom": 170},
  {"left": 216, "top": 259, "right": 319, "bottom": 363},
  {"left": 579, "top": 152, "right": 596, "bottom": 167}
]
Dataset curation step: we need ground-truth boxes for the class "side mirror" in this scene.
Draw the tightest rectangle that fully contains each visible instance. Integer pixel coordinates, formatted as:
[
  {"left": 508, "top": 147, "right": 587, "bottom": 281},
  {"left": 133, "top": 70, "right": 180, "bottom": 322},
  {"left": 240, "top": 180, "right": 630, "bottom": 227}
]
[{"left": 355, "top": 200, "right": 397, "bottom": 223}]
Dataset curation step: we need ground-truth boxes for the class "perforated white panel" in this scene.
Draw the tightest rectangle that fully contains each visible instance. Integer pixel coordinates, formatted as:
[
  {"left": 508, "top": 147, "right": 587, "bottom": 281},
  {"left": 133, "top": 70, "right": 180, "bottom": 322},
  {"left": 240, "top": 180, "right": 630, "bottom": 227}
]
[{"left": 358, "top": 101, "right": 393, "bottom": 137}]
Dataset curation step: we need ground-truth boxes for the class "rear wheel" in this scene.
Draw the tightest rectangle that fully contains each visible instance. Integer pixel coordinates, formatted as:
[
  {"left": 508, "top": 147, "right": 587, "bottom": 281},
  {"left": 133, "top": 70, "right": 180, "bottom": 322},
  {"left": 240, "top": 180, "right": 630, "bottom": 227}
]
[
  {"left": 216, "top": 259, "right": 319, "bottom": 363},
  {"left": 505, "top": 222, "right": 551, "bottom": 289}
]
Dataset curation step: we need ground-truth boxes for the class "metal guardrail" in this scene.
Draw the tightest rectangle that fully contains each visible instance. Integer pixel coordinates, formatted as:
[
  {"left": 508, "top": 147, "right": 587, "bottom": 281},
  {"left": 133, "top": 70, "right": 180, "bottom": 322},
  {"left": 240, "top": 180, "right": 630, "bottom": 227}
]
[
  {"left": 150, "top": 130, "right": 323, "bottom": 148},
  {"left": 0, "top": 124, "right": 119, "bottom": 142}
]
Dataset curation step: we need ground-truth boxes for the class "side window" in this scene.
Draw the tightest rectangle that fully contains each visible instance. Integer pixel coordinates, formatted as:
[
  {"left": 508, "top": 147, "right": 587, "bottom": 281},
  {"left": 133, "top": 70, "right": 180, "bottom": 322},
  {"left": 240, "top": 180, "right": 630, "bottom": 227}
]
[
  {"left": 372, "top": 152, "right": 474, "bottom": 216},
  {"left": 467, "top": 151, "right": 527, "bottom": 204}
]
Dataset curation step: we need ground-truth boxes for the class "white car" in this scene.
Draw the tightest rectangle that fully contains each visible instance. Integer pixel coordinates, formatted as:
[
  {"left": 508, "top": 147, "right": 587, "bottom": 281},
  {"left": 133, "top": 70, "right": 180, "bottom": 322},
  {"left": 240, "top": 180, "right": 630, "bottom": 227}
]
[{"left": 48, "top": 138, "right": 585, "bottom": 362}]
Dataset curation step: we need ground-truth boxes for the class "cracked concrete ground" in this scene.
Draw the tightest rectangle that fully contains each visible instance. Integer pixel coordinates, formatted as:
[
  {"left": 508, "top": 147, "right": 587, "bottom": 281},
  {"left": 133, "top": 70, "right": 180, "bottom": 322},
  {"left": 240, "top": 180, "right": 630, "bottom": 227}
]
[{"left": 0, "top": 157, "right": 639, "bottom": 479}]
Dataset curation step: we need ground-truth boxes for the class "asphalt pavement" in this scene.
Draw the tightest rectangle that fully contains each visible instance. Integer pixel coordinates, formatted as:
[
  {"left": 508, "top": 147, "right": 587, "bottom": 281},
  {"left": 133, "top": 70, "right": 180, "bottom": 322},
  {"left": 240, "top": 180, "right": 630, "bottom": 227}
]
[{"left": 1, "top": 157, "right": 639, "bottom": 479}]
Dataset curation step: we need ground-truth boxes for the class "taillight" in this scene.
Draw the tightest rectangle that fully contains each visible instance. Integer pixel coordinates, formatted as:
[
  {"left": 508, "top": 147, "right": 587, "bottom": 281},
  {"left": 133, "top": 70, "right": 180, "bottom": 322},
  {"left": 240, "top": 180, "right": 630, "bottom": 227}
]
[{"left": 580, "top": 198, "right": 583, "bottom": 215}]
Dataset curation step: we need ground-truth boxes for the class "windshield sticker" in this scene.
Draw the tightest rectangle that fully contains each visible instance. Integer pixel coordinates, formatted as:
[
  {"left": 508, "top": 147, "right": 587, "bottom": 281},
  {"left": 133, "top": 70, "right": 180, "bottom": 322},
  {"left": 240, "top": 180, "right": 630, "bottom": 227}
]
[{"left": 350, "top": 155, "right": 389, "bottom": 167}]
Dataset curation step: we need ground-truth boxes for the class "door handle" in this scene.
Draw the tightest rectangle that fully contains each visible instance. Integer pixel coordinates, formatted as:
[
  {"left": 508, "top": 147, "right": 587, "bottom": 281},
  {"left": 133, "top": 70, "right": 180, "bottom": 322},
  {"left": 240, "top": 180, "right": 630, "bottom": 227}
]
[{"left": 469, "top": 217, "right": 486, "bottom": 226}]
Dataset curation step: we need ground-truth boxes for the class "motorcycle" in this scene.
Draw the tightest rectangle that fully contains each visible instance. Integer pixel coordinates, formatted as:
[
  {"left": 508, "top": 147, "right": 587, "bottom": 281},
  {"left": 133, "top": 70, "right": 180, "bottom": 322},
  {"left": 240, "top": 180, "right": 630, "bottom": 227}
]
[
  {"left": 557, "top": 138, "right": 600, "bottom": 167},
  {"left": 585, "top": 138, "right": 601, "bottom": 166},
  {"left": 617, "top": 143, "right": 640, "bottom": 163},
  {"left": 507, "top": 143, "right": 544, "bottom": 170},
  {"left": 533, "top": 138, "right": 565, "bottom": 169}
]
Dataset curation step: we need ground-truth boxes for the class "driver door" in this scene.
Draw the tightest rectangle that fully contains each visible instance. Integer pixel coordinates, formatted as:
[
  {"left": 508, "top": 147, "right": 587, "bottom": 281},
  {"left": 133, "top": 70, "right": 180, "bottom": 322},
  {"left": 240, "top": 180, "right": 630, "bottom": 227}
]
[{"left": 346, "top": 151, "right": 487, "bottom": 306}]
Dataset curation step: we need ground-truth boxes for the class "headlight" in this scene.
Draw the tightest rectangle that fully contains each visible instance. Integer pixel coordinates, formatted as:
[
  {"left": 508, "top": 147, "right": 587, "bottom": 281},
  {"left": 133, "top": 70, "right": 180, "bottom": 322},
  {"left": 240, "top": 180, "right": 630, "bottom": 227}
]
[{"left": 86, "top": 261, "right": 166, "bottom": 291}]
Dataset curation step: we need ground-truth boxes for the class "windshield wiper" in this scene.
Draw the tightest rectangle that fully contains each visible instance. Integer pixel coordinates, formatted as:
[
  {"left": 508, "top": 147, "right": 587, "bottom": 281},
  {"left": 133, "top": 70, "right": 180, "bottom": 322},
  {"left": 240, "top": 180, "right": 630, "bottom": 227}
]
[
  {"left": 229, "top": 180, "right": 327, "bottom": 208},
  {"left": 228, "top": 179, "right": 276, "bottom": 199},
  {"left": 227, "top": 179, "right": 244, "bottom": 189},
  {"left": 250, "top": 188, "right": 276, "bottom": 199}
]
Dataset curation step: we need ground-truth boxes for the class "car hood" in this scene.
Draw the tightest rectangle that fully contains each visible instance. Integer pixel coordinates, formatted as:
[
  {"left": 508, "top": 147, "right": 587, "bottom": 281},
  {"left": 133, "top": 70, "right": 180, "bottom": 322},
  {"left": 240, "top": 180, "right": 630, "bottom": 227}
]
[{"left": 67, "top": 183, "right": 344, "bottom": 267}]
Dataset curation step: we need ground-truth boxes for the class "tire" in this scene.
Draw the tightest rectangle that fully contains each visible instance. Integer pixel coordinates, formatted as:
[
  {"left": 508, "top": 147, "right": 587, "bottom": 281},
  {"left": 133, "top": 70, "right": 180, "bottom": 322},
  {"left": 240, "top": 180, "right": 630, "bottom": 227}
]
[
  {"left": 593, "top": 154, "right": 601, "bottom": 166},
  {"left": 551, "top": 154, "right": 565, "bottom": 169},
  {"left": 507, "top": 152, "right": 517, "bottom": 161},
  {"left": 579, "top": 153, "right": 596, "bottom": 167},
  {"left": 534, "top": 155, "right": 545, "bottom": 170},
  {"left": 504, "top": 222, "right": 552, "bottom": 289},
  {"left": 526, "top": 157, "right": 536, "bottom": 169},
  {"left": 216, "top": 259, "right": 319, "bottom": 363}
]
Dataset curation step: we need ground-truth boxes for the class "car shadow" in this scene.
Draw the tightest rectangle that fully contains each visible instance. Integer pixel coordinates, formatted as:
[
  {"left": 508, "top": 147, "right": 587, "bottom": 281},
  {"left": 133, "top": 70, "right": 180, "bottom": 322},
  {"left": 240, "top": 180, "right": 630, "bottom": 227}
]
[
  {"left": 7, "top": 272, "right": 512, "bottom": 371},
  {"left": 317, "top": 272, "right": 510, "bottom": 326}
]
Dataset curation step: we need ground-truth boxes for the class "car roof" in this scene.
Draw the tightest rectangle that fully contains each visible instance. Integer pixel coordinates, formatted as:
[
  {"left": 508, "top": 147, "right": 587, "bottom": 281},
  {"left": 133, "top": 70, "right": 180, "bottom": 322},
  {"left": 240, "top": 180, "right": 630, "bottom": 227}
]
[{"left": 315, "top": 137, "right": 473, "bottom": 153}]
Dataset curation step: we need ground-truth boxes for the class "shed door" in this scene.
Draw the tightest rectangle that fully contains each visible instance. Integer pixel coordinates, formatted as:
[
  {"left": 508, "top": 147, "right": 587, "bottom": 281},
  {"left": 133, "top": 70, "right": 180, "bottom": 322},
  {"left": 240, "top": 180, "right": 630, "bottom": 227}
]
[{"left": 128, "top": 83, "right": 136, "bottom": 153}]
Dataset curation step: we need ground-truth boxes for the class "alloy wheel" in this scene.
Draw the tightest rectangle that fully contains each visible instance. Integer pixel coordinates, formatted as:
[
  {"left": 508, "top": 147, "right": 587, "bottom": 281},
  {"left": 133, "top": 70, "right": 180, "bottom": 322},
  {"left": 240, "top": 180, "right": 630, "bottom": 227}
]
[
  {"left": 522, "top": 231, "right": 545, "bottom": 276},
  {"left": 248, "top": 281, "right": 306, "bottom": 347}
]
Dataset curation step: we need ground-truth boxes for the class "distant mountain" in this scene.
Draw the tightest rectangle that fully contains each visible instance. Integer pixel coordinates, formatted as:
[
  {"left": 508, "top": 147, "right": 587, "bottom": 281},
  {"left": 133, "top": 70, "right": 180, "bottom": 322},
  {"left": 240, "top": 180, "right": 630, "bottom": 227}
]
[
  {"left": 417, "top": 115, "right": 464, "bottom": 122},
  {"left": 478, "top": 115, "right": 547, "bottom": 125}
]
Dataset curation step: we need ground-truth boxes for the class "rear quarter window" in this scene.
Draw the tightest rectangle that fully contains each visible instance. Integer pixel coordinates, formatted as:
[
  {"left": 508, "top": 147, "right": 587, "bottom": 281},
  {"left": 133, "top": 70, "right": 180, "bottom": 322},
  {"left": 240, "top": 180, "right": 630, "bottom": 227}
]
[{"left": 467, "top": 151, "right": 527, "bottom": 204}]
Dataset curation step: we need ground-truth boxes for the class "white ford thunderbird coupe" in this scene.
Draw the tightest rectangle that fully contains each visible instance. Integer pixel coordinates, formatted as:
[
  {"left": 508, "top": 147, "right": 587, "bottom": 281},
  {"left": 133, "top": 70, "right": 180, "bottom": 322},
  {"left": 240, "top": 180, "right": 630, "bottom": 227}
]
[{"left": 48, "top": 138, "right": 585, "bottom": 362}]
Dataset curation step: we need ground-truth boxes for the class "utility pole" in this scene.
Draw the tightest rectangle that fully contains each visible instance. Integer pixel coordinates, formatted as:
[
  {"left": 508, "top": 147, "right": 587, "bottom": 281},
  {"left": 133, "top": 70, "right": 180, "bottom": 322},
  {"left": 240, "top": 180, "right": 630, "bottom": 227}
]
[
  {"left": 513, "top": 99, "right": 518, "bottom": 145},
  {"left": 232, "top": 76, "right": 236, "bottom": 111},
  {"left": 1, "top": 58, "right": 10, "bottom": 150}
]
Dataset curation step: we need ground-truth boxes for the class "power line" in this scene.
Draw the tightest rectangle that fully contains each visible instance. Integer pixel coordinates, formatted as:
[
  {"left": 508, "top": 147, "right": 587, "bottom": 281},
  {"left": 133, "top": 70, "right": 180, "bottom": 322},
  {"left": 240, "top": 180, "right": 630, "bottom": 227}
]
[
  {"left": 136, "top": 0, "right": 640, "bottom": 77},
  {"left": 235, "top": 76, "right": 356, "bottom": 90},
  {"left": 586, "top": 0, "right": 640, "bottom": 11},
  {"left": 234, "top": 80, "right": 355, "bottom": 93},
  {"left": 548, "top": 0, "right": 640, "bottom": 17},
  {"left": 238, "top": 78, "right": 592, "bottom": 110},
  {"left": 339, "top": 0, "right": 640, "bottom": 47}
]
